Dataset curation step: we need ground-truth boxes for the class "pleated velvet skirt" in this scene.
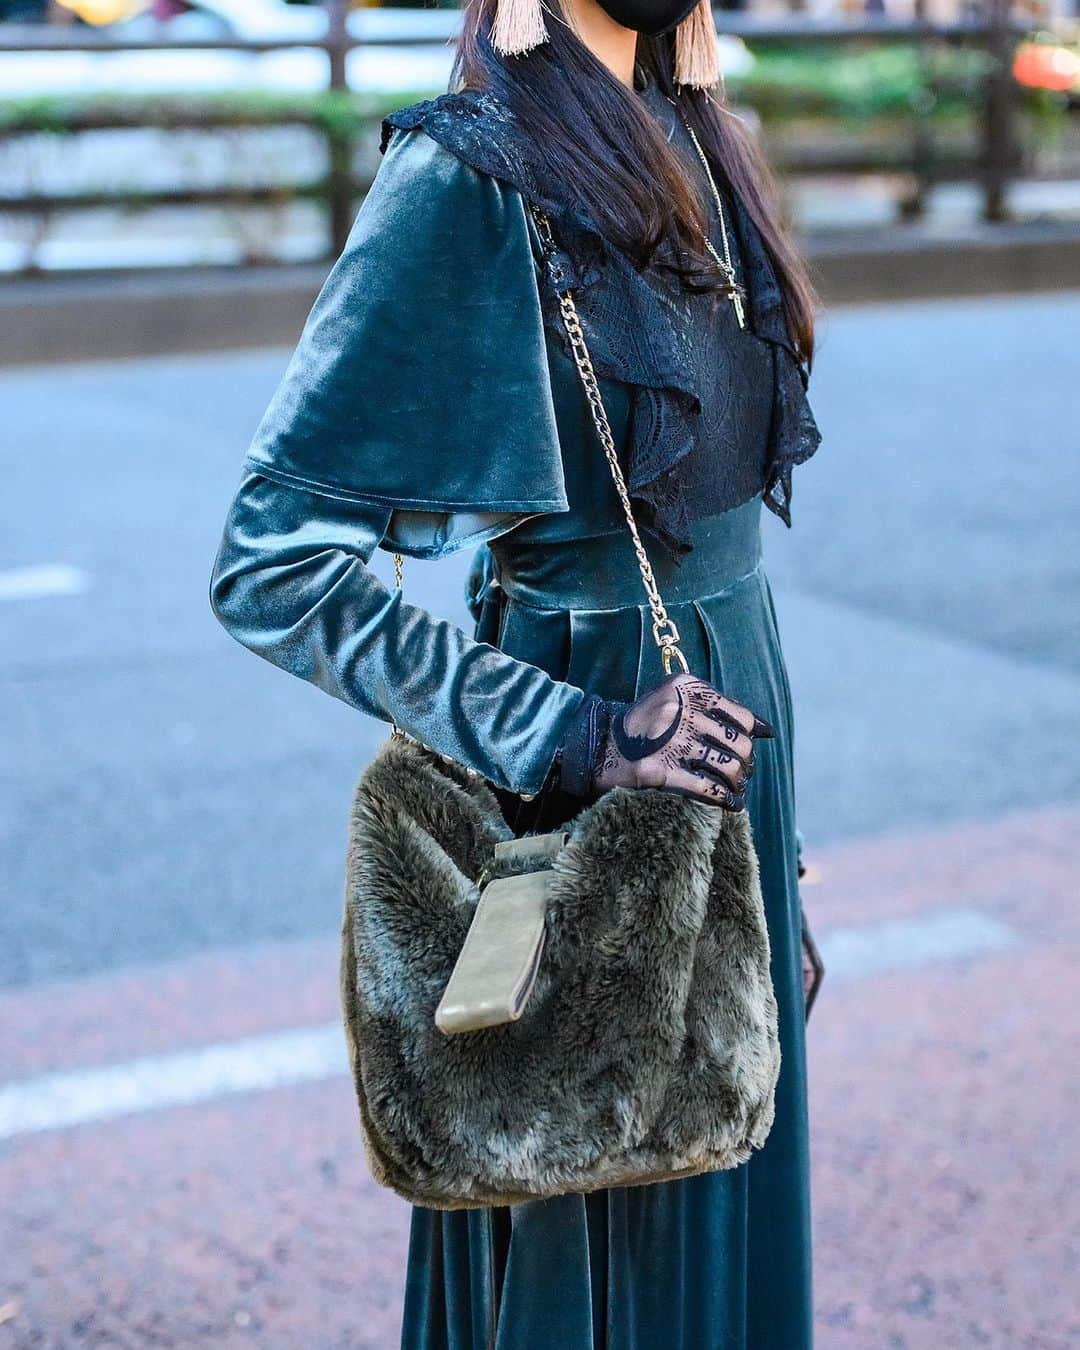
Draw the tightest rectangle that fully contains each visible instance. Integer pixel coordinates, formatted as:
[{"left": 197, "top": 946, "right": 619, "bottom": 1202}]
[{"left": 400, "top": 498, "right": 813, "bottom": 1350}]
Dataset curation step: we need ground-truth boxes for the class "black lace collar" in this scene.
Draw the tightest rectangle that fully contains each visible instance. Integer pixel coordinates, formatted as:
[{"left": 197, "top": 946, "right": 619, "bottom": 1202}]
[{"left": 381, "top": 84, "right": 821, "bottom": 555}]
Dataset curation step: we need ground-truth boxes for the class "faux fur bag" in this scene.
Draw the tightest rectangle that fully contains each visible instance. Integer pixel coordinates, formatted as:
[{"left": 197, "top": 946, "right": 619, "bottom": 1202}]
[{"left": 340, "top": 736, "right": 781, "bottom": 1210}]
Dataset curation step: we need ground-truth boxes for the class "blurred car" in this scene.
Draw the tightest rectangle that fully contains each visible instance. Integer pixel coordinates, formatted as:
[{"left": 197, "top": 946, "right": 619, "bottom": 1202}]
[
  {"left": 53, "top": 0, "right": 146, "bottom": 27},
  {"left": 113, "top": 0, "right": 330, "bottom": 42}
]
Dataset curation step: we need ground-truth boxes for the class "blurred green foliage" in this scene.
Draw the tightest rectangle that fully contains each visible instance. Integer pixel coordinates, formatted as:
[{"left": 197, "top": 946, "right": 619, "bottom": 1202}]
[
  {"left": 736, "top": 41, "right": 1070, "bottom": 127},
  {"left": 732, "top": 43, "right": 992, "bottom": 122},
  {"left": 0, "top": 43, "right": 1067, "bottom": 136},
  {"left": 0, "top": 88, "right": 423, "bottom": 134}
]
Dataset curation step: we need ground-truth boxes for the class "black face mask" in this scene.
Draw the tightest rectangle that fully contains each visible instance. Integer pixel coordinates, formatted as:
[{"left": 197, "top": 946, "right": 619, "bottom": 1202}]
[{"left": 592, "top": 0, "right": 701, "bottom": 38}]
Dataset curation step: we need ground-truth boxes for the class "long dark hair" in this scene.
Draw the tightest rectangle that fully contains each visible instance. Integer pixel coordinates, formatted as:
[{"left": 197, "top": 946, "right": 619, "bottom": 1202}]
[{"left": 454, "top": 0, "right": 816, "bottom": 365}]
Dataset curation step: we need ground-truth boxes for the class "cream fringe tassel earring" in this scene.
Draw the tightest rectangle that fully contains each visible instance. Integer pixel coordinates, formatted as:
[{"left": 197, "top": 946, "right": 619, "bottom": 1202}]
[
  {"left": 674, "top": 0, "right": 720, "bottom": 89},
  {"left": 491, "top": 0, "right": 549, "bottom": 57}
]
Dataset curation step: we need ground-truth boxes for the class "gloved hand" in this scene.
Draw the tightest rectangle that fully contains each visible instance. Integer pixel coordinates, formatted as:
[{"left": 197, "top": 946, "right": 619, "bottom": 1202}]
[{"left": 557, "top": 673, "right": 775, "bottom": 811}]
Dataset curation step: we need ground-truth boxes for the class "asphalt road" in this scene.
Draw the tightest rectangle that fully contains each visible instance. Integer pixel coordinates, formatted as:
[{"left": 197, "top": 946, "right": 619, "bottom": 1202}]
[{"left": 1, "top": 292, "right": 1078, "bottom": 990}]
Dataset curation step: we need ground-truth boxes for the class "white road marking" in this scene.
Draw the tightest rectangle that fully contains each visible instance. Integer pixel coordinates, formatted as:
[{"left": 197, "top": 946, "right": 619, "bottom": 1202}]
[
  {"left": 818, "top": 906, "right": 1018, "bottom": 983},
  {"left": 0, "top": 564, "right": 90, "bottom": 601},
  {"left": 0, "top": 1025, "right": 346, "bottom": 1141},
  {"left": 0, "top": 906, "right": 1019, "bottom": 1142}
]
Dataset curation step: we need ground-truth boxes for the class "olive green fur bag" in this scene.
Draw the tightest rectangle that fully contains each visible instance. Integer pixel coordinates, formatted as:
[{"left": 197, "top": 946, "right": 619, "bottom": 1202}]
[{"left": 340, "top": 736, "right": 780, "bottom": 1211}]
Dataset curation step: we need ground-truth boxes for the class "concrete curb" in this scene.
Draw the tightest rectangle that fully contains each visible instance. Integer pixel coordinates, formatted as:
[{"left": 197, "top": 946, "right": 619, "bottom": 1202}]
[
  {"left": 2, "top": 223, "right": 1078, "bottom": 366},
  {"left": 807, "top": 220, "right": 1080, "bottom": 305},
  {"left": 0, "top": 265, "right": 327, "bottom": 368}
]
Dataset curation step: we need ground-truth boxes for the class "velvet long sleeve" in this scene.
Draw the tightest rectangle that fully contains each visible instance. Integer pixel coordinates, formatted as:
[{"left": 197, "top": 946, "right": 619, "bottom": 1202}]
[
  {"left": 210, "top": 473, "right": 585, "bottom": 795},
  {"left": 209, "top": 123, "right": 591, "bottom": 795}
]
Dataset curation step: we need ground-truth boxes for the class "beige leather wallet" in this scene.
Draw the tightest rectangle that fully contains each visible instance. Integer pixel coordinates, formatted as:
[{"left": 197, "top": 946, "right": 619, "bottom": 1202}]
[{"left": 435, "top": 831, "right": 568, "bottom": 1035}]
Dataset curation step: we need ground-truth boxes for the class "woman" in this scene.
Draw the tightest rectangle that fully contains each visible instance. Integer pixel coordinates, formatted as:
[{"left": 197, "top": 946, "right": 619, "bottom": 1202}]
[{"left": 210, "top": 0, "right": 822, "bottom": 1343}]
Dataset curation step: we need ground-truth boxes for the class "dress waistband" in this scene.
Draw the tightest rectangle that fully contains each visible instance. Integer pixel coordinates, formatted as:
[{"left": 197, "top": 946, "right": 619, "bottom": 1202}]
[{"left": 492, "top": 499, "right": 763, "bottom": 613}]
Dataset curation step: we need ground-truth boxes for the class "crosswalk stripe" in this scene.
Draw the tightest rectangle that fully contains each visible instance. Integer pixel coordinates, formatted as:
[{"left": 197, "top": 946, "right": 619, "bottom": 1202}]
[
  {"left": 0, "top": 1026, "right": 346, "bottom": 1141},
  {"left": 0, "top": 564, "right": 90, "bottom": 601}
]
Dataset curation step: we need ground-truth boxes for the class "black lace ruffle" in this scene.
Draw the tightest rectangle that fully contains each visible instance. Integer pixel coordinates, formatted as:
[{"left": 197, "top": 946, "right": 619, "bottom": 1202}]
[{"left": 381, "top": 83, "right": 821, "bottom": 558}]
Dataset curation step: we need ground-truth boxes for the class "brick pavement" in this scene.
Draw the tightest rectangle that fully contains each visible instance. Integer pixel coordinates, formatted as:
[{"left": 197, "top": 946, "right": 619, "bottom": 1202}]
[{"left": 2, "top": 805, "right": 1077, "bottom": 1349}]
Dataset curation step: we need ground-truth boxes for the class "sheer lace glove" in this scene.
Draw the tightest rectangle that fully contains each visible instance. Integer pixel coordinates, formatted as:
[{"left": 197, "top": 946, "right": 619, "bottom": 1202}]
[{"left": 556, "top": 673, "right": 775, "bottom": 811}]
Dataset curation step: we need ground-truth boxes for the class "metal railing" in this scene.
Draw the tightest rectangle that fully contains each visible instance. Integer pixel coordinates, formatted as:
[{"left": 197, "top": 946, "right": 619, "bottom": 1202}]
[{"left": 0, "top": 4, "right": 1035, "bottom": 272}]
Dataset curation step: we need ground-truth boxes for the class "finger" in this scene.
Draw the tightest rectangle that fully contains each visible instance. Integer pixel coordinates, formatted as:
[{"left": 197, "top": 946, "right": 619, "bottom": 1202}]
[
  {"left": 698, "top": 723, "right": 754, "bottom": 767},
  {"left": 711, "top": 698, "right": 775, "bottom": 741},
  {"left": 689, "top": 738, "right": 749, "bottom": 789},
  {"left": 698, "top": 719, "right": 754, "bottom": 766},
  {"left": 684, "top": 680, "right": 754, "bottom": 734},
  {"left": 661, "top": 762, "right": 746, "bottom": 811},
  {"left": 690, "top": 682, "right": 776, "bottom": 740},
  {"left": 696, "top": 741, "right": 753, "bottom": 795}
]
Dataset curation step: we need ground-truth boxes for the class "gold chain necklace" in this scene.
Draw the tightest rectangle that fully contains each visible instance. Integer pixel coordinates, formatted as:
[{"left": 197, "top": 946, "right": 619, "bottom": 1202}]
[{"left": 666, "top": 97, "right": 746, "bottom": 330}]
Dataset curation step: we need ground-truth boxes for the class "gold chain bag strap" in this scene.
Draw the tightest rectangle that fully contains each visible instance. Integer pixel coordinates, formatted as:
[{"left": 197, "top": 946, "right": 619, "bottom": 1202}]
[{"left": 530, "top": 207, "right": 691, "bottom": 676}]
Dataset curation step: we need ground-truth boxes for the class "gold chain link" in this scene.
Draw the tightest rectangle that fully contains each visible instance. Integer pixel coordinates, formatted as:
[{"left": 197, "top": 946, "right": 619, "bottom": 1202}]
[
  {"left": 390, "top": 549, "right": 406, "bottom": 739},
  {"left": 532, "top": 210, "right": 689, "bottom": 676}
]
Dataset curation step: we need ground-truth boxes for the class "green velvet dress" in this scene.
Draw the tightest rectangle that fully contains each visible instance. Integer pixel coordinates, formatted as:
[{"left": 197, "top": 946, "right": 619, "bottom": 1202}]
[{"left": 211, "top": 71, "right": 819, "bottom": 1350}]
